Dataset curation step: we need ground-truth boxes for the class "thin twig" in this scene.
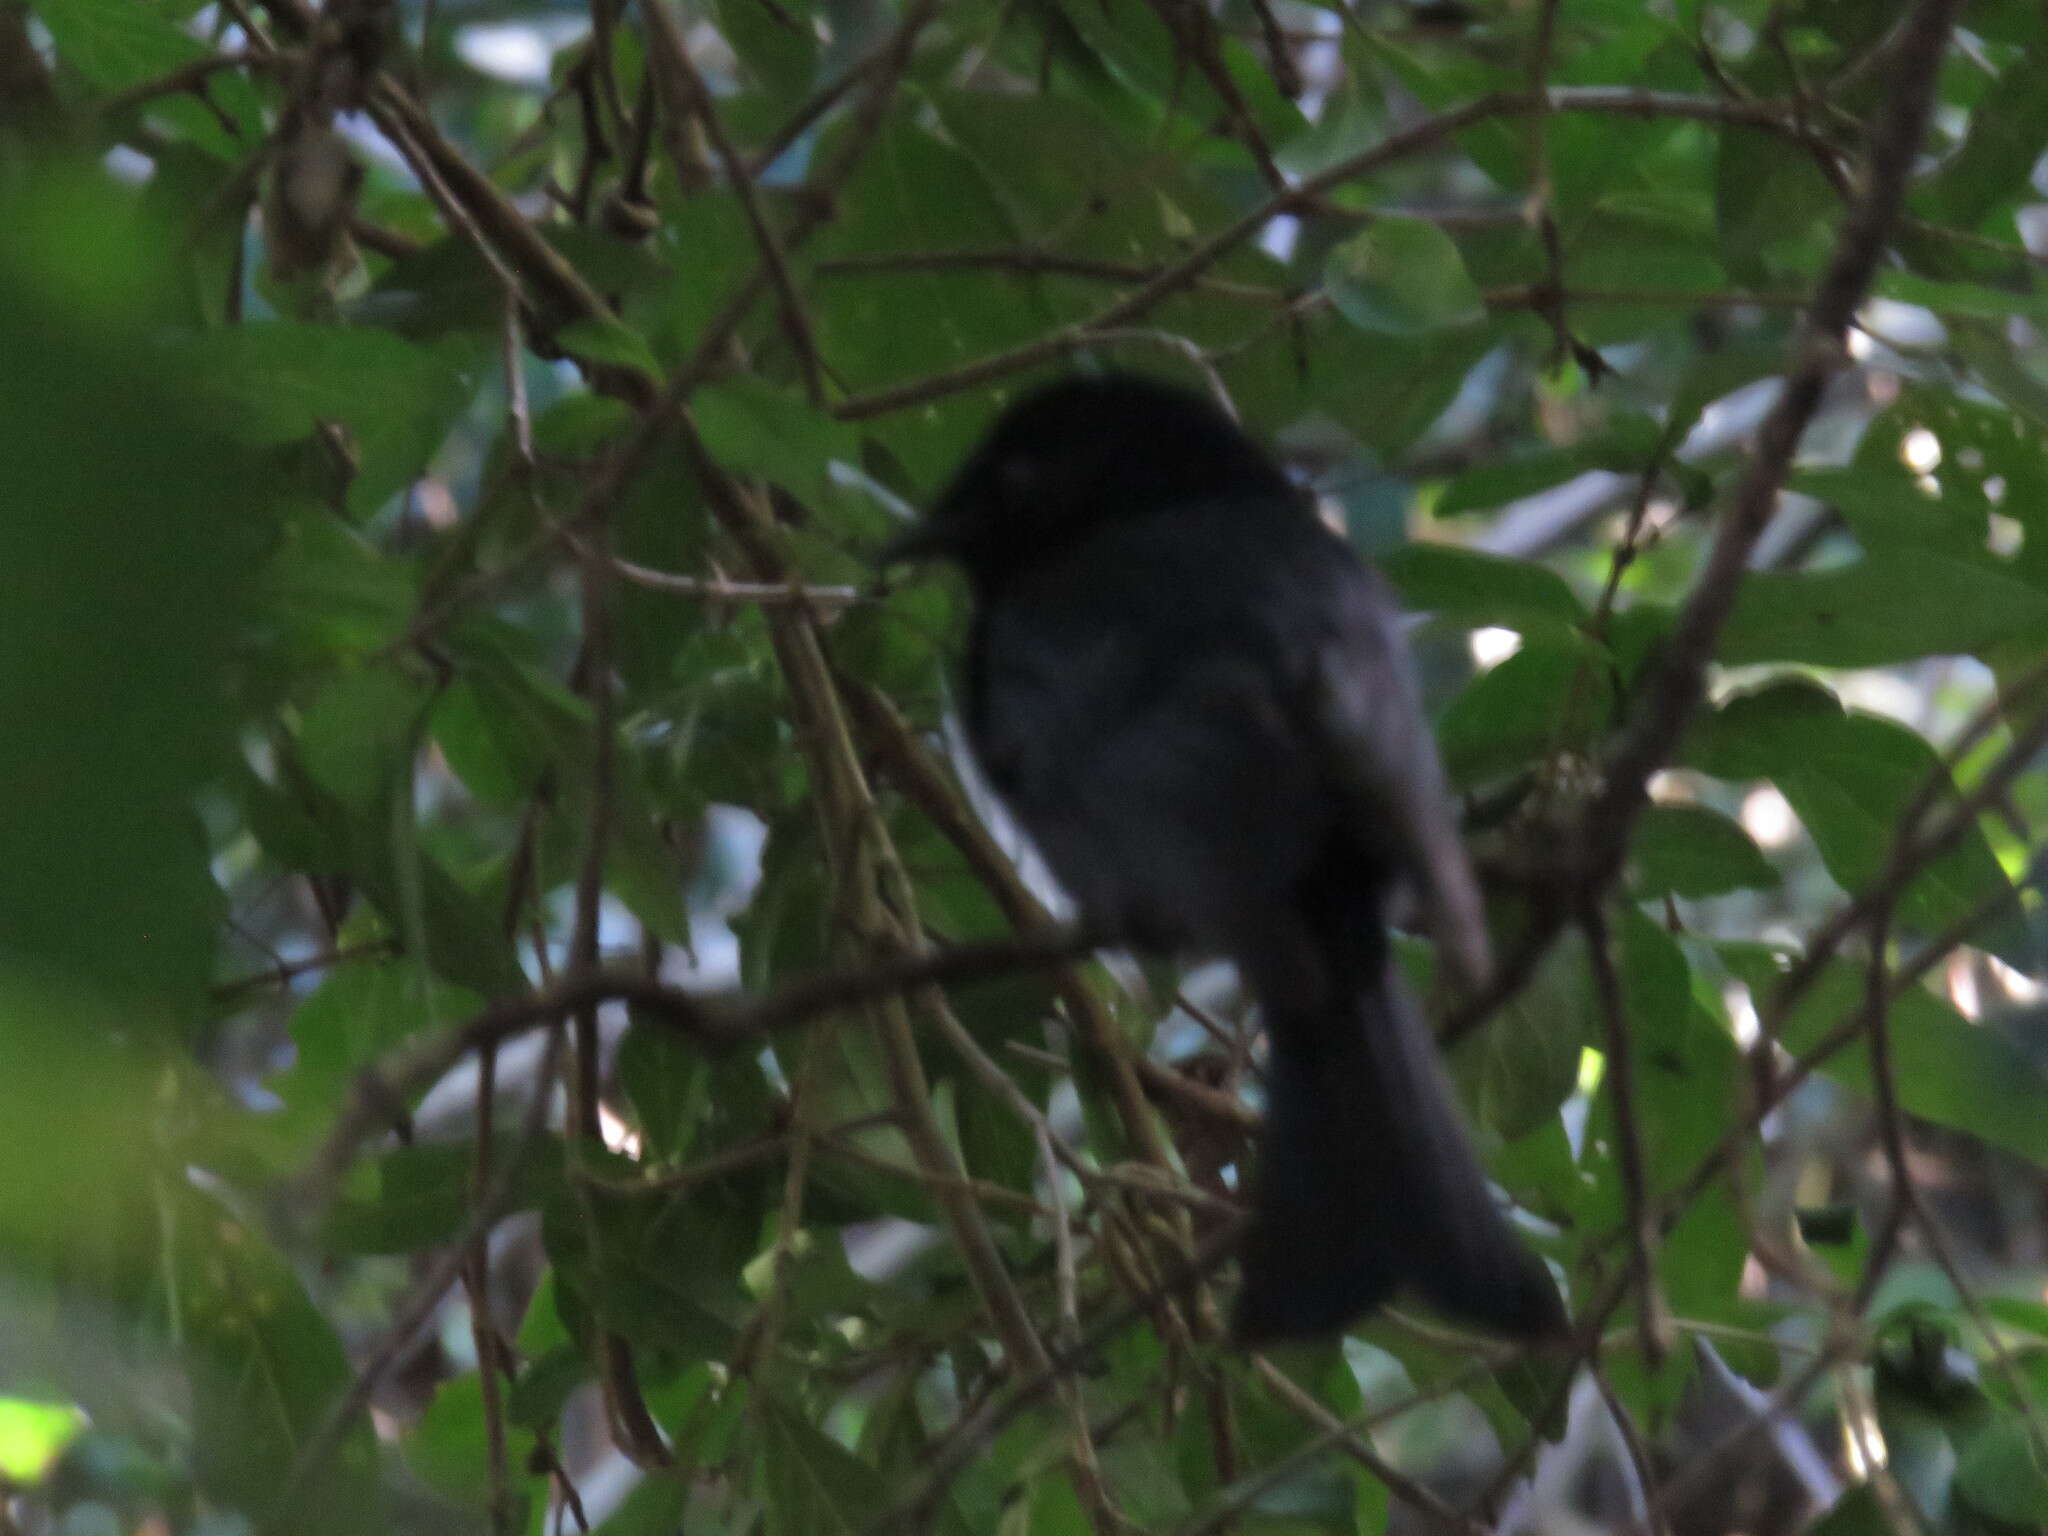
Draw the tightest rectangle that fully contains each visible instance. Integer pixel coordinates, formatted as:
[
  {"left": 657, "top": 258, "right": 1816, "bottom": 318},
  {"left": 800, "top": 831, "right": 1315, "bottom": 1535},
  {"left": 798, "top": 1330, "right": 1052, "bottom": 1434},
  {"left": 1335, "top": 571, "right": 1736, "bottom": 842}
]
[
  {"left": 1582, "top": 902, "right": 1665, "bottom": 1369},
  {"left": 286, "top": 1029, "right": 565, "bottom": 1502},
  {"left": 833, "top": 88, "right": 1821, "bottom": 421},
  {"left": 610, "top": 558, "right": 861, "bottom": 607},
  {"left": 1251, "top": 1358, "right": 1489, "bottom": 1535},
  {"left": 1587, "top": 0, "right": 1965, "bottom": 873},
  {"left": 640, "top": 0, "right": 824, "bottom": 402}
]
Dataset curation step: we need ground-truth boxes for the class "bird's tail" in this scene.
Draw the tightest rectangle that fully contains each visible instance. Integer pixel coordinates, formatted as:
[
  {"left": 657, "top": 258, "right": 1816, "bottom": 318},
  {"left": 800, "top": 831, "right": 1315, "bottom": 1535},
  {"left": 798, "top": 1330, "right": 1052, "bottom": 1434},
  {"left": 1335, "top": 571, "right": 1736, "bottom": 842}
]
[{"left": 1231, "top": 954, "right": 1566, "bottom": 1346}]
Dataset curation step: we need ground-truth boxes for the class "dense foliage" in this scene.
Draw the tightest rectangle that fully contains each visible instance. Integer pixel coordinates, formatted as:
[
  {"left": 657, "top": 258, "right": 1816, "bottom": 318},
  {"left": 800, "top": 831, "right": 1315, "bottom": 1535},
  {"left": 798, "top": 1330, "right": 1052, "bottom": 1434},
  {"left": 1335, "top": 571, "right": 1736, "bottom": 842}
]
[{"left": 3, "top": 0, "right": 2048, "bottom": 1532}]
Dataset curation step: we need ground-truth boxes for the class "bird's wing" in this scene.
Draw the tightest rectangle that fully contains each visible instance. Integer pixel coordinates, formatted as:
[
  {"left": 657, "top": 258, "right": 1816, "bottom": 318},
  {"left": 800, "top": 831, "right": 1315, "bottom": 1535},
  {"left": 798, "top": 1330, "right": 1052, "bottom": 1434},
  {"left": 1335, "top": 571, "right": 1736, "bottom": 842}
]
[{"left": 1299, "top": 560, "right": 1493, "bottom": 994}]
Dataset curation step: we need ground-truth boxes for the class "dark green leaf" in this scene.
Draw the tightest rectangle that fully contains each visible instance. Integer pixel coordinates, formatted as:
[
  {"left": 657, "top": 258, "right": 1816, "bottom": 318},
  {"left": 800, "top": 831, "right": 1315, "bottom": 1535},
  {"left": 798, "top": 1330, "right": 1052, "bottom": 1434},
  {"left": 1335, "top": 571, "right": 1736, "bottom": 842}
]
[
  {"left": 1325, "top": 217, "right": 1485, "bottom": 335},
  {"left": 760, "top": 1392, "right": 891, "bottom": 1534},
  {"left": 1914, "top": 44, "right": 2048, "bottom": 229},
  {"left": 1713, "top": 126, "right": 1833, "bottom": 268},
  {"left": 693, "top": 375, "right": 857, "bottom": 511},
  {"left": 714, "top": 0, "right": 817, "bottom": 95},
  {"left": 1433, "top": 413, "right": 1661, "bottom": 517},
  {"left": 1718, "top": 553, "right": 2048, "bottom": 668},
  {"left": 1437, "top": 632, "right": 1614, "bottom": 787},
  {"left": 1631, "top": 803, "right": 1780, "bottom": 899},
  {"left": 170, "top": 326, "right": 474, "bottom": 518},
  {"left": 1684, "top": 681, "right": 2025, "bottom": 963},
  {"left": 1724, "top": 946, "right": 2048, "bottom": 1172},
  {"left": 1786, "top": 466, "right": 1987, "bottom": 554},
  {"left": 173, "top": 1184, "right": 381, "bottom": 1536},
  {"left": 558, "top": 316, "right": 661, "bottom": 379},
  {"left": 1956, "top": 1413, "right": 2048, "bottom": 1524},
  {"left": 1377, "top": 544, "right": 1587, "bottom": 632},
  {"left": 1452, "top": 935, "right": 1591, "bottom": 1143},
  {"left": 324, "top": 1137, "right": 563, "bottom": 1253},
  {"left": 406, "top": 1374, "right": 538, "bottom": 1514},
  {"left": 30, "top": 0, "right": 204, "bottom": 87}
]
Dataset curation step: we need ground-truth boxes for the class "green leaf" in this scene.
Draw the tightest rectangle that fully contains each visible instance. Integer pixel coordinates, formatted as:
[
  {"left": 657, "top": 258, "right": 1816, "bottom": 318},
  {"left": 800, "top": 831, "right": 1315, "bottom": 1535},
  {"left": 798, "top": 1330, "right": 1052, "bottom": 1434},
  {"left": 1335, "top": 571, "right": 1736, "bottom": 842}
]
[
  {"left": 269, "top": 739, "right": 527, "bottom": 996},
  {"left": 548, "top": 1177, "right": 756, "bottom": 1358},
  {"left": 1587, "top": 913, "right": 1743, "bottom": 1203},
  {"left": 1433, "top": 413, "right": 1661, "bottom": 517},
  {"left": 713, "top": 0, "right": 817, "bottom": 96},
  {"left": 259, "top": 509, "right": 418, "bottom": 665},
  {"left": 298, "top": 667, "right": 435, "bottom": 812},
  {"left": 405, "top": 1374, "right": 537, "bottom": 1514},
  {"left": 692, "top": 375, "right": 856, "bottom": 511},
  {"left": 1956, "top": 1413, "right": 2048, "bottom": 1524},
  {"left": 1684, "top": 681, "right": 2025, "bottom": 962},
  {"left": 507, "top": 1345, "right": 589, "bottom": 1431},
  {"left": 1631, "top": 804, "right": 1780, "bottom": 899},
  {"left": 30, "top": 0, "right": 204, "bottom": 87},
  {"left": 760, "top": 1392, "right": 891, "bottom": 1534},
  {"left": 28, "top": 0, "right": 261, "bottom": 158},
  {"left": 1437, "top": 632, "right": 1614, "bottom": 787},
  {"left": 618, "top": 1016, "right": 711, "bottom": 1165},
  {"left": 1713, "top": 126, "right": 1833, "bottom": 268},
  {"left": 1786, "top": 466, "right": 1987, "bottom": 554},
  {"left": 1728, "top": 943, "right": 2048, "bottom": 1170},
  {"left": 170, "top": 325, "right": 474, "bottom": 517},
  {"left": 1324, "top": 216, "right": 1485, "bottom": 335},
  {"left": 1874, "top": 269, "right": 2048, "bottom": 326},
  {"left": 592, "top": 1474, "right": 691, "bottom": 1533},
  {"left": 1250, "top": 309, "right": 1502, "bottom": 462},
  {"left": 173, "top": 1184, "right": 381, "bottom": 1535},
  {"left": 558, "top": 316, "right": 661, "bottom": 379},
  {"left": 268, "top": 958, "right": 479, "bottom": 1140},
  {"left": 1376, "top": 543, "right": 1587, "bottom": 632},
  {"left": 1914, "top": 44, "right": 2048, "bottom": 229},
  {"left": 1802, "top": 1481, "right": 1891, "bottom": 1535},
  {"left": 0, "top": 1400, "right": 85, "bottom": 1484},
  {"left": 1718, "top": 553, "right": 2048, "bottom": 668},
  {"left": 1452, "top": 935, "right": 1592, "bottom": 1144},
  {"left": 324, "top": 1138, "right": 563, "bottom": 1253},
  {"left": 1582, "top": 916, "right": 1746, "bottom": 1413},
  {"left": 0, "top": 253, "right": 267, "bottom": 1024}
]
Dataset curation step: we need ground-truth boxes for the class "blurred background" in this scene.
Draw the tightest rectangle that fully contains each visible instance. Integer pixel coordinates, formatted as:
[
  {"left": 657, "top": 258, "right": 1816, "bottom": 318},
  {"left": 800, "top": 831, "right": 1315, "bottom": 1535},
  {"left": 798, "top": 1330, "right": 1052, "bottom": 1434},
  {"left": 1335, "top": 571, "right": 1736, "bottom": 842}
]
[{"left": 2, "top": 0, "right": 2047, "bottom": 1532}]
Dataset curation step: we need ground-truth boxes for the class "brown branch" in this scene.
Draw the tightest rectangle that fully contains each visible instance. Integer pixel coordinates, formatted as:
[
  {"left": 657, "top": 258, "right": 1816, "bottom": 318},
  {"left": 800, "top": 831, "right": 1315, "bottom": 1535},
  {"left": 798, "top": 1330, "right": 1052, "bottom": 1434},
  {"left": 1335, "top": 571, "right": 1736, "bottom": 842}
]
[
  {"left": 1591, "top": 1362, "right": 1671, "bottom": 1536},
  {"left": 1444, "top": 0, "right": 1963, "bottom": 1071},
  {"left": 1586, "top": 0, "right": 1964, "bottom": 870},
  {"left": 366, "top": 81, "right": 614, "bottom": 335},
  {"left": 297, "top": 928, "right": 1098, "bottom": 1208},
  {"left": 1524, "top": 0, "right": 1580, "bottom": 374},
  {"left": 210, "top": 937, "right": 396, "bottom": 1003},
  {"left": 1860, "top": 890, "right": 2048, "bottom": 1472},
  {"left": 832, "top": 91, "right": 1525, "bottom": 421},
  {"left": 832, "top": 88, "right": 1824, "bottom": 421},
  {"left": 1145, "top": 0, "right": 1287, "bottom": 192},
  {"left": 744, "top": 31, "right": 888, "bottom": 178}
]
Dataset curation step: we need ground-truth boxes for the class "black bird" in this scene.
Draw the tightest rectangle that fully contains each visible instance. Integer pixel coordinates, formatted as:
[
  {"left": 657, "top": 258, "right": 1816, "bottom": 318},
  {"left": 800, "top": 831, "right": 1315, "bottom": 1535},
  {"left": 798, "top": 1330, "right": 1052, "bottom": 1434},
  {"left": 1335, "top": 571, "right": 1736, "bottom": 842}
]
[{"left": 887, "top": 373, "right": 1566, "bottom": 1345}]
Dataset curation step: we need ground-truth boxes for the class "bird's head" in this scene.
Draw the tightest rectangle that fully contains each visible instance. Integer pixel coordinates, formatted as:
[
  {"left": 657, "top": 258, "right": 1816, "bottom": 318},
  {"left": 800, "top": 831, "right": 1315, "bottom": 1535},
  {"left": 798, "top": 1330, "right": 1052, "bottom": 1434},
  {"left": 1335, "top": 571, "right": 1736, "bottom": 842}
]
[{"left": 881, "top": 373, "right": 1297, "bottom": 585}]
